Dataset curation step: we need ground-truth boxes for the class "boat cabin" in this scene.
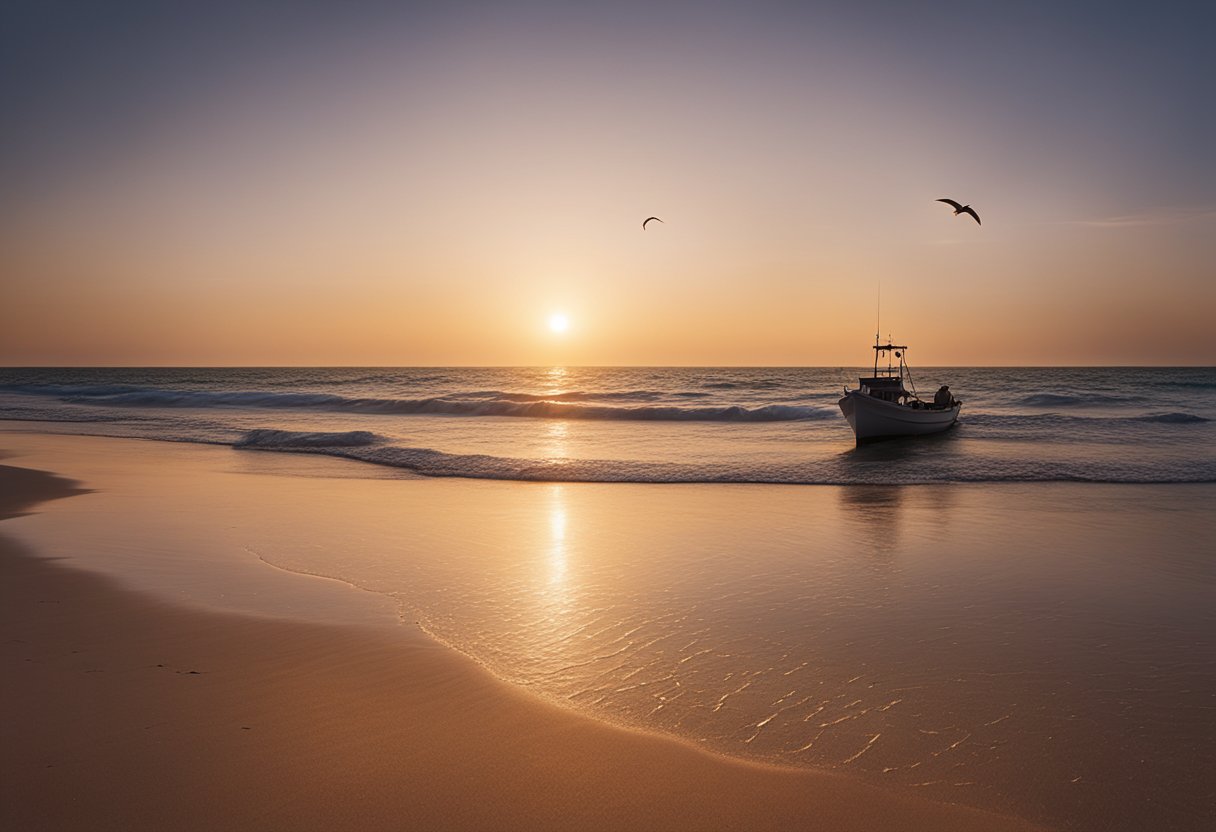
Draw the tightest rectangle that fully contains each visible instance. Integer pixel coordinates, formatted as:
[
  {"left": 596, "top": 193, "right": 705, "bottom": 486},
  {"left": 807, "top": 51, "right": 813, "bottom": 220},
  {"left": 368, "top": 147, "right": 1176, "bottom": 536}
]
[
  {"left": 857, "top": 375, "right": 908, "bottom": 403},
  {"left": 858, "top": 342, "right": 911, "bottom": 403}
]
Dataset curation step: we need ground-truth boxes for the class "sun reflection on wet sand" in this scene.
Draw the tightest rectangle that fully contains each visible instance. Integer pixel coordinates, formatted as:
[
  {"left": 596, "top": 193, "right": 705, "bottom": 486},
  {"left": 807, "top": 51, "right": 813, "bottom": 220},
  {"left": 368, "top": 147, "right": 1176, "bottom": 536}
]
[{"left": 548, "top": 485, "right": 567, "bottom": 589}]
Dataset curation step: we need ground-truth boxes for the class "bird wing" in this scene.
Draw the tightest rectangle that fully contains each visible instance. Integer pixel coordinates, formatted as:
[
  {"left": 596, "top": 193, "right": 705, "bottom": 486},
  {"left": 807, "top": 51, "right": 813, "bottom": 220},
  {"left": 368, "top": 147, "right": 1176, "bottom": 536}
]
[
  {"left": 936, "top": 198, "right": 963, "bottom": 211},
  {"left": 642, "top": 216, "right": 663, "bottom": 229},
  {"left": 961, "top": 206, "right": 981, "bottom": 225}
]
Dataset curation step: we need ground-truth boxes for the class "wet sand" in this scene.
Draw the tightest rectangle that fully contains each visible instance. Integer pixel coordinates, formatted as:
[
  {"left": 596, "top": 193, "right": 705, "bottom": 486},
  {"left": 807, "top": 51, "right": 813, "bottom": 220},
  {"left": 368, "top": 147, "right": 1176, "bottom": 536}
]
[{"left": 0, "top": 440, "right": 1040, "bottom": 832}]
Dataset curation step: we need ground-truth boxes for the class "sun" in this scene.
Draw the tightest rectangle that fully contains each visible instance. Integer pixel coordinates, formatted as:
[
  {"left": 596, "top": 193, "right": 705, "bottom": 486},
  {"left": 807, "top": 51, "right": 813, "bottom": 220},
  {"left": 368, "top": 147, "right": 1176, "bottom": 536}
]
[{"left": 548, "top": 313, "right": 570, "bottom": 333}]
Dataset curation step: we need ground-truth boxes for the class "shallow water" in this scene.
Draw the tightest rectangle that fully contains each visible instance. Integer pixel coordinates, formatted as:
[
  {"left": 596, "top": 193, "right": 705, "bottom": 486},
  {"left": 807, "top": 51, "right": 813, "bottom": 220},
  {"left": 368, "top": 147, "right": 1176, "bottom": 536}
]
[{"left": 240, "top": 479, "right": 1213, "bottom": 831}]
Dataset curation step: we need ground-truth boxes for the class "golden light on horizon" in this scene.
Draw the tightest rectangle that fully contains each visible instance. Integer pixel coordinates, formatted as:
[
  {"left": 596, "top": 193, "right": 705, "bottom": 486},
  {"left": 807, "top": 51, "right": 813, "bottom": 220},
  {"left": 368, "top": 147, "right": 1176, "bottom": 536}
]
[{"left": 548, "top": 313, "right": 570, "bottom": 334}]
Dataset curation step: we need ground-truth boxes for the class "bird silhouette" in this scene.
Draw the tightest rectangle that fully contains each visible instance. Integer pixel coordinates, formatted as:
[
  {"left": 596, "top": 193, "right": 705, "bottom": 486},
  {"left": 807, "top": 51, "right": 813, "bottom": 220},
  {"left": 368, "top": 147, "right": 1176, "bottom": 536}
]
[
  {"left": 642, "top": 216, "right": 664, "bottom": 230},
  {"left": 936, "top": 199, "right": 980, "bottom": 225}
]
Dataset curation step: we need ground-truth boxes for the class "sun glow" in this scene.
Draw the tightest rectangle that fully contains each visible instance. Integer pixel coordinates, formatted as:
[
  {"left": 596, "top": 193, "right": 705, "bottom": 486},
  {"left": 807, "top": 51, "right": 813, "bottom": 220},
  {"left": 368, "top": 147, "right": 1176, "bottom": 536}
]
[{"left": 548, "top": 313, "right": 570, "bottom": 333}]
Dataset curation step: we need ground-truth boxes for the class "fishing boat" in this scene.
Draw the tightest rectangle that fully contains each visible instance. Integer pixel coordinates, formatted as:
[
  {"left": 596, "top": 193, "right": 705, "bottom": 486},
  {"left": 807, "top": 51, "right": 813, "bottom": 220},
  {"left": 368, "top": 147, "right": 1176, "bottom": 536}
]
[{"left": 838, "top": 337, "right": 960, "bottom": 443}]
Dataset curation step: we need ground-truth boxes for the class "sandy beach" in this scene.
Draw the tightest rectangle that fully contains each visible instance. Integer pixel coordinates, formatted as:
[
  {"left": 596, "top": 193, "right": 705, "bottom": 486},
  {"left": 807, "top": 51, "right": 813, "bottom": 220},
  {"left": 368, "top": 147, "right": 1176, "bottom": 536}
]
[{"left": 0, "top": 433, "right": 1048, "bottom": 832}]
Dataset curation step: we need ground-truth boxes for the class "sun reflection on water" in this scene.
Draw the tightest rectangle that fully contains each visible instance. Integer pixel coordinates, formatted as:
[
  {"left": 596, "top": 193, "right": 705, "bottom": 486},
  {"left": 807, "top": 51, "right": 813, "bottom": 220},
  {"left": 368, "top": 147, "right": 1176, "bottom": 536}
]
[
  {"left": 545, "top": 420, "right": 569, "bottom": 461},
  {"left": 544, "top": 365, "right": 568, "bottom": 392}
]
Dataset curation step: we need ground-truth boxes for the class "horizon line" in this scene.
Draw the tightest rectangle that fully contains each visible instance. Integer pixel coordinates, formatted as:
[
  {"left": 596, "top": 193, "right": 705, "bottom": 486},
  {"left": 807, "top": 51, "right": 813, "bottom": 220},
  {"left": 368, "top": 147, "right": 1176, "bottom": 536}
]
[{"left": 3, "top": 363, "right": 1215, "bottom": 370}]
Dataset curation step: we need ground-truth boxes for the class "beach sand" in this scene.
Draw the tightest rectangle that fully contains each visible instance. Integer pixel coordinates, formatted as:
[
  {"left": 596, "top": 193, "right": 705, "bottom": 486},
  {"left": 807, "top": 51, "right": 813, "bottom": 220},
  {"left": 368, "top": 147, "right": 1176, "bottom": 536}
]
[{"left": 0, "top": 434, "right": 1042, "bottom": 832}]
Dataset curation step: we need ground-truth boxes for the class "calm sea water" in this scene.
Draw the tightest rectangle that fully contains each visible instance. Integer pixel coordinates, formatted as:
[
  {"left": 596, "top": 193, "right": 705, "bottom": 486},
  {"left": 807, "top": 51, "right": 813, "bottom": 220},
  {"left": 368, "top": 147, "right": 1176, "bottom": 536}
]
[{"left": 1, "top": 366, "right": 1214, "bottom": 483}]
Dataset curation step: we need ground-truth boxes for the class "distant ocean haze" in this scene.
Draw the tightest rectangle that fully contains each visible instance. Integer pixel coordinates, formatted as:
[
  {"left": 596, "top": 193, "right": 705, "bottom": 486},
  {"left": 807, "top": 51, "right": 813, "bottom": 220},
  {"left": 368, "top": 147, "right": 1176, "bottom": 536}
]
[{"left": 1, "top": 366, "right": 1213, "bottom": 484}]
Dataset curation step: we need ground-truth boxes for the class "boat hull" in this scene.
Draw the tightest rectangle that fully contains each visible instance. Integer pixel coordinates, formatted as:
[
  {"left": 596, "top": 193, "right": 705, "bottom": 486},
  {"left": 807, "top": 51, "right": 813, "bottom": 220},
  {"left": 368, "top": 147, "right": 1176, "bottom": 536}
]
[{"left": 838, "top": 390, "right": 960, "bottom": 443}]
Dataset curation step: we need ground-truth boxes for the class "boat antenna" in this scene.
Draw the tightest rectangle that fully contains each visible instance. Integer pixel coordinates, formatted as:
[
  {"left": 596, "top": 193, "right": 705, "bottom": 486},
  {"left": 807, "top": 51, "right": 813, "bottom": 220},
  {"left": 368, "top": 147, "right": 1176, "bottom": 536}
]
[
  {"left": 874, "top": 280, "right": 881, "bottom": 377},
  {"left": 876, "top": 280, "right": 881, "bottom": 344}
]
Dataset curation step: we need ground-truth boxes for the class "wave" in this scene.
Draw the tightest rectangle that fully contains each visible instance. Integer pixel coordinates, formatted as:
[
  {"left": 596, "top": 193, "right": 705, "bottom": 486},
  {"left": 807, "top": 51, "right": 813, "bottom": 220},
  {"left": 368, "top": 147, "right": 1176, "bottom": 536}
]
[
  {"left": 1016, "top": 392, "right": 1147, "bottom": 407},
  {"left": 461, "top": 401, "right": 831, "bottom": 422},
  {"left": 234, "top": 429, "right": 382, "bottom": 448},
  {"left": 232, "top": 441, "right": 1216, "bottom": 485},
  {"left": 9, "top": 382, "right": 716, "bottom": 405},
  {"left": 702, "top": 380, "right": 788, "bottom": 390},
  {"left": 4, "top": 383, "right": 829, "bottom": 422},
  {"left": 1134, "top": 412, "right": 1211, "bottom": 424},
  {"left": 449, "top": 389, "right": 711, "bottom": 402},
  {"left": 2, "top": 383, "right": 151, "bottom": 398},
  {"left": 966, "top": 411, "right": 1211, "bottom": 427},
  {"left": 1154, "top": 380, "right": 1216, "bottom": 390}
]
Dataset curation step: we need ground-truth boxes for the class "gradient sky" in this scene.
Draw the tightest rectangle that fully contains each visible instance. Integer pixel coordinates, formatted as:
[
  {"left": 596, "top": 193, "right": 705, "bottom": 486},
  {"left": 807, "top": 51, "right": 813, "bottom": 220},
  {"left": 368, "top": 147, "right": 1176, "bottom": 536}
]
[{"left": 2, "top": 0, "right": 1213, "bottom": 366}]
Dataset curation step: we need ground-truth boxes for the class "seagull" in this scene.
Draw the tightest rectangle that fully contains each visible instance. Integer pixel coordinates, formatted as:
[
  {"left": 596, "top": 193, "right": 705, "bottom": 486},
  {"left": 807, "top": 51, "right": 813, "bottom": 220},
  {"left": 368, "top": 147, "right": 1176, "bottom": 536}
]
[
  {"left": 642, "top": 216, "right": 664, "bottom": 230},
  {"left": 936, "top": 199, "right": 981, "bottom": 225}
]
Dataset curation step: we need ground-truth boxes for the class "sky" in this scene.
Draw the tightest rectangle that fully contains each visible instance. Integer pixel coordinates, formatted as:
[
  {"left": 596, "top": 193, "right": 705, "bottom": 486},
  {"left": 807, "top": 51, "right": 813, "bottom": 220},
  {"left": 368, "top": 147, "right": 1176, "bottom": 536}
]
[{"left": 1, "top": 0, "right": 1213, "bottom": 366}]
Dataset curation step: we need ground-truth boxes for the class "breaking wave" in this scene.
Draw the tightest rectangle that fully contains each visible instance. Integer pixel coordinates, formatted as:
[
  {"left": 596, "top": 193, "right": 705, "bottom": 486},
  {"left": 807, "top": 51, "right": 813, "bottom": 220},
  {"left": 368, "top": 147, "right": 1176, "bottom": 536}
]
[
  {"left": 234, "top": 429, "right": 382, "bottom": 448},
  {"left": 232, "top": 441, "right": 1216, "bottom": 485}
]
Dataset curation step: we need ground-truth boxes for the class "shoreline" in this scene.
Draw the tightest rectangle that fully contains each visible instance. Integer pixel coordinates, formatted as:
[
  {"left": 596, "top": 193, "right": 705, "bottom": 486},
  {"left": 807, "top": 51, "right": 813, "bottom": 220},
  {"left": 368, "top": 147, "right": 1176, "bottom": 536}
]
[{"left": 0, "top": 436, "right": 1044, "bottom": 831}]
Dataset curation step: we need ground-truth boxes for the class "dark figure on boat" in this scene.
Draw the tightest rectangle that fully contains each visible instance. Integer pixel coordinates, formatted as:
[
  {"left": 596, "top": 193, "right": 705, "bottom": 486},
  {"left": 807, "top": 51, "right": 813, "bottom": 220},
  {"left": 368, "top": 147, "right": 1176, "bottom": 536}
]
[{"left": 934, "top": 385, "right": 955, "bottom": 408}]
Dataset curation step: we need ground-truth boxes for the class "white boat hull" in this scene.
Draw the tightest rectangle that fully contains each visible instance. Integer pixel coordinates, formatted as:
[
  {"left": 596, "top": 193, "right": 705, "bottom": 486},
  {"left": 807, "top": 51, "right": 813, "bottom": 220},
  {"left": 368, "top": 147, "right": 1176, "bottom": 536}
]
[{"left": 838, "top": 390, "right": 960, "bottom": 443}]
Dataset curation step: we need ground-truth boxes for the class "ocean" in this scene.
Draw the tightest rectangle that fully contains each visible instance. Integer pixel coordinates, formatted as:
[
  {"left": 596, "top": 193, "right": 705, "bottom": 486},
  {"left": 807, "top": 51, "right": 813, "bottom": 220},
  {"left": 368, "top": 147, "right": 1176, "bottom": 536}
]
[
  {"left": 3, "top": 366, "right": 1214, "bottom": 829},
  {"left": 1, "top": 365, "right": 1213, "bottom": 483}
]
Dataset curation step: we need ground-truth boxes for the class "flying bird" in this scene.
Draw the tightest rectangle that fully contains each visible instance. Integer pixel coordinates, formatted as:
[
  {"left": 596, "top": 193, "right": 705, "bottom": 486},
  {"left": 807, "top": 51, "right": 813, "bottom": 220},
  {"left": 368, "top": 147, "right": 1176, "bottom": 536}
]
[
  {"left": 936, "top": 199, "right": 980, "bottom": 225},
  {"left": 642, "top": 216, "right": 664, "bottom": 230},
  {"left": 933, "top": 199, "right": 982, "bottom": 226}
]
